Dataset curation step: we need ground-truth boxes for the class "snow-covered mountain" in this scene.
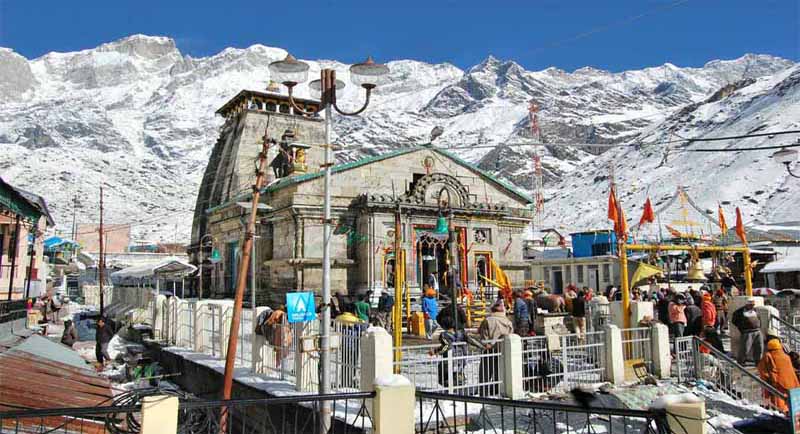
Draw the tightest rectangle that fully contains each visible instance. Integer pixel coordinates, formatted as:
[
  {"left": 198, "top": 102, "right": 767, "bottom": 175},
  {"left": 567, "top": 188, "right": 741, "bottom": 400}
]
[{"left": 0, "top": 34, "right": 796, "bottom": 242}]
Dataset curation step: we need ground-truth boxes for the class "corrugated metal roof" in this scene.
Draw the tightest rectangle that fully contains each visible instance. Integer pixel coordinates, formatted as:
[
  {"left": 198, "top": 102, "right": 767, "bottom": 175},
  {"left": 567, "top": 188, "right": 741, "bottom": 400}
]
[
  {"left": 8, "top": 334, "right": 92, "bottom": 371},
  {"left": 0, "top": 350, "right": 113, "bottom": 411}
]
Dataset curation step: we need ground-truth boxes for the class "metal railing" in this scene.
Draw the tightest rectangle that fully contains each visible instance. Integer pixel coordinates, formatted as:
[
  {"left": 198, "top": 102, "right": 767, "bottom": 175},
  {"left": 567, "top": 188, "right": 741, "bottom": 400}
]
[
  {"left": 179, "top": 392, "right": 376, "bottom": 434},
  {"left": 0, "top": 403, "right": 141, "bottom": 434},
  {"left": 676, "top": 335, "right": 789, "bottom": 413},
  {"left": 0, "top": 299, "right": 27, "bottom": 324},
  {"left": 394, "top": 339, "right": 504, "bottom": 397},
  {"left": 415, "top": 390, "right": 669, "bottom": 434},
  {"left": 621, "top": 327, "right": 653, "bottom": 373},
  {"left": 771, "top": 314, "right": 800, "bottom": 353},
  {"left": 521, "top": 331, "right": 606, "bottom": 395},
  {"left": 0, "top": 392, "right": 375, "bottom": 434},
  {"left": 331, "top": 322, "right": 364, "bottom": 391},
  {"left": 674, "top": 336, "right": 696, "bottom": 382}
]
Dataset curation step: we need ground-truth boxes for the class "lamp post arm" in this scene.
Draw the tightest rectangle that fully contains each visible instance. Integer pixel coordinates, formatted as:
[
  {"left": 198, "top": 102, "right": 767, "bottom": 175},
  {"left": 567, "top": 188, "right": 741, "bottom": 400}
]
[
  {"left": 286, "top": 86, "right": 324, "bottom": 116},
  {"left": 333, "top": 87, "right": 372, "bottom": 116},
  {"left": 786, "top": 163, "right": 800, "bottom": 179}
]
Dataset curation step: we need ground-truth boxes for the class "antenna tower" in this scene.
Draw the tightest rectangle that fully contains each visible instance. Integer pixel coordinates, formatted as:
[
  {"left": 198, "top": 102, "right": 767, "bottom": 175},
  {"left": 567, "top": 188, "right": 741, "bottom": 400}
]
[{"left": 528, "top": 101, "right": 544, "bottom": 234}]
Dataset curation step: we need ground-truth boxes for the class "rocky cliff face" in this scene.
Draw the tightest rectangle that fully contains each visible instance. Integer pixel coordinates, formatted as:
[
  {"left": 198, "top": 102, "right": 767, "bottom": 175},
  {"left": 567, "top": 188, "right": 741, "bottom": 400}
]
[{"left": 0, "top": 34, "right": 795, "bottom": 241}]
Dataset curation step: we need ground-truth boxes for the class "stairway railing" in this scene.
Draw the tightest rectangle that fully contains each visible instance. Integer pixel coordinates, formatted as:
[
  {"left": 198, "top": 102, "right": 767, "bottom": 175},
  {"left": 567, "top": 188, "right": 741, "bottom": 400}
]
[
  {"left": 688, "top": 336, "right": 789, "bottom": 413},
  {"left": 771, "top": 314, "right": 800, "bottom": 353}
]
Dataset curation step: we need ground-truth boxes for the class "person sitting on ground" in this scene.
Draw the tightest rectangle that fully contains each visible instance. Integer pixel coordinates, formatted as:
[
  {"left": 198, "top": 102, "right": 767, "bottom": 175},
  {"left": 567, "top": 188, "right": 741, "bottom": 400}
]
[
  {"left": 758, "top": 336, "right": 800, "bottom": 413},
  {"left": 61, "top": 317, "right": 78, "bottom": 348},
  {"left": 732, "top": 298, "right": 764, "bottom": 365}
]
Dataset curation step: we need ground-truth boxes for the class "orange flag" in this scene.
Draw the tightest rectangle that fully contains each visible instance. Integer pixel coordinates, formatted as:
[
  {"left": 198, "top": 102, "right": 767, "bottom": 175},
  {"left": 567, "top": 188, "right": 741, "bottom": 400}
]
[
  {"left": 718, "top": 205, "right": 729, "bottom": 235},
  {"left": 735, "top": 207, "right": 747, "bottom": 244},
  {"left": 608, "top": 188, "right": 618, "bottom": 223},
  {"left": 639, "top": 197, "right": 655, "bottom": 226},
  {"left": 617, "top": 205, "right": 628, "bottom": 237}
]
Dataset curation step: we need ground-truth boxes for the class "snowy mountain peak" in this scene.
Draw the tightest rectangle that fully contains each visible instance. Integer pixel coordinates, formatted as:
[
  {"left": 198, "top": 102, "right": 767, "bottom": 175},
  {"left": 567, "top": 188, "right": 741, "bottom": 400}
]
[{"left": 0, "top": 35, "right": 796, "bottom": 242}]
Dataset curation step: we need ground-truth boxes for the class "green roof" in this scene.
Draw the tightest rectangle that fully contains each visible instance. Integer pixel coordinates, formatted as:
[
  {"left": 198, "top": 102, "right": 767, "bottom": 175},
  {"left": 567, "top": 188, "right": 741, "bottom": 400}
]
[
  {"left": 261, "top": 144, "right": 533, "bottom": 203},
  {"left": 207, "top": 144, "right": 532, "bottom": 214}
]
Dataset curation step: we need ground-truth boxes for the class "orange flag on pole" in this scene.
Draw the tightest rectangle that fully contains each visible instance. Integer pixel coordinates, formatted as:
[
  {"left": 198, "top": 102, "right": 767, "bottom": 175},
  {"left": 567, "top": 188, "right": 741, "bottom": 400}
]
[
  {"left": 617, "top": 205, "right": 628, "bottom": 237},
  {"left": 735, "top": 207, "right": 747, "bottom": 244},
  {"left": 608, "top": 188, "right": 618, "bottom": 223},
  {"left": 718, "top": 204, "right": 729, "bottom": 235},
  {"left": 639, "top": 197, "right": 655, "bottom": 226}
]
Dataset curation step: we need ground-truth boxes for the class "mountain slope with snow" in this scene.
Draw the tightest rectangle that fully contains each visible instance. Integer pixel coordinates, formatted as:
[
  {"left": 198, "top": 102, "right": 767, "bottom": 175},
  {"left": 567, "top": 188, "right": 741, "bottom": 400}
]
[{"left": 0, "top": 34, "right": 796, "bottom": 242}]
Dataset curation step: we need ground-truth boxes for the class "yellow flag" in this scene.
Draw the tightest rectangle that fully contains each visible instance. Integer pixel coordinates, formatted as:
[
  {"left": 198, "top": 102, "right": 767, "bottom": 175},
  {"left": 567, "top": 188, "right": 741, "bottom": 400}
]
[
  {"left": 489, "top": 258, "right": 509, "bottom": 288},
  {"left": 630, "top": 262, "right": 663, "bottom": 286}
]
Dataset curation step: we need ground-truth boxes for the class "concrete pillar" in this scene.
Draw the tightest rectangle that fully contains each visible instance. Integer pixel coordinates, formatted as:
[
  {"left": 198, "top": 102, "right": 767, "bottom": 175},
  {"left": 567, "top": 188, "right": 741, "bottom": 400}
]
[
  {"left": 360, "top": 327, "right": 394, "bottom": 392},
  {"left": 140, "top": 395, "right": 179, "bottom": 434},
  {"left": 650, "top": 323, "right": 671, "bottom": 379},
  {"left": 604, "top": 324, "right": 624, "bottom": 384},
  {"left": 610, "top": 301, "right": 654, "bottom": 328},
  {"left": 502, "top": 334, "right": 524, "bottom": 399},
  {"left": 728, "top": 296, "right": 764, "bottom": 359},
  {"left": 666, "top": 400, "right": 706, "bottom": 434},
  {"left": 757, "top": 305, "right": 779, "bottom": 337},
  {"left": 373, "top": 376, "right": 415, "bottom": 434}
]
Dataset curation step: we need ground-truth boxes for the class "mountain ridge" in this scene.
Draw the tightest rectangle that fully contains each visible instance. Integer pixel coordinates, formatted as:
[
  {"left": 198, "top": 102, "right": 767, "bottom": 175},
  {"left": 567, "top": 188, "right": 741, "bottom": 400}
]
[{"left": 0, "top": 34, "right": 796, "bottom": 243}]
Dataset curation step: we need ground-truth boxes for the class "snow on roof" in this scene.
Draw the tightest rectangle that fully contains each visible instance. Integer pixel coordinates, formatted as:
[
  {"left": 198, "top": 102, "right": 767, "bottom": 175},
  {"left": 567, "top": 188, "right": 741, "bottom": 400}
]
[
  {"left": 761, "top": 255, "right": 800, "bottom": 274},
  {"left": 111, "top": 256, "right": 196, "bottom": 281}
]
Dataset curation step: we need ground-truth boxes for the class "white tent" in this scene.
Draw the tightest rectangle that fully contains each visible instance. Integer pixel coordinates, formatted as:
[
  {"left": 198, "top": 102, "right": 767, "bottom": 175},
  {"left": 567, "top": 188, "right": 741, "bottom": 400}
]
[
  {"left": 761, "top": 256, "right": 800, "bottom": 274},
  {"left": 111, "top": 257, "right": 196, "bottom": 283}
]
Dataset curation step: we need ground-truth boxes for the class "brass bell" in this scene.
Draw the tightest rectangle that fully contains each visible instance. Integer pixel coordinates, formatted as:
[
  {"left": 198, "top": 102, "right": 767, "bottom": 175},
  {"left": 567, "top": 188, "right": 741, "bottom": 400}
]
[{"left": 687, "top": 260, "right": 707, "bottom": 282}]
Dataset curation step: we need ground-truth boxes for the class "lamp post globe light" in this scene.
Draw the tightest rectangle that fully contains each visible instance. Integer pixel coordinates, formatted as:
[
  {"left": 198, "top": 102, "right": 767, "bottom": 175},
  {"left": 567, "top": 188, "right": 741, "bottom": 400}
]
[
  {"left": 773, "top": 146, "right": 800, "bottom": 178},
  {"left": 269, "top": 54, "right": 389, "bottom": 434}
]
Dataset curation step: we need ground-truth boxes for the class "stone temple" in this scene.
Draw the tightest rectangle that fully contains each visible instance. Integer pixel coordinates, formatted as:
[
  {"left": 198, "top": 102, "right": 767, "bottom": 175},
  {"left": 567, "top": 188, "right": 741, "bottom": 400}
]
[{"left": 191, "top": 88, "right": 533, "bottom": 306}]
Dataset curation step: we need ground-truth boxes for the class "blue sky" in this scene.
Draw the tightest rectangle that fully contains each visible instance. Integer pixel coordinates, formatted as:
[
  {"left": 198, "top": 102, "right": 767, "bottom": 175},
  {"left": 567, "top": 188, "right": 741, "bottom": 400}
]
[{"left": 1, "top": 0, "right": 797, "bottom": 72}]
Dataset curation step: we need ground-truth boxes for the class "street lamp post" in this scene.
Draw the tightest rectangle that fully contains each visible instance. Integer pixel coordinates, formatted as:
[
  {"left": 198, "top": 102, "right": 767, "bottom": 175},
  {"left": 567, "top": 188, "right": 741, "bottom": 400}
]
[
  {"left": 773, "top": 146, "right": 800, "bottom": 178},
  {"left": 269, "top": 54, "right": 389, "bottom": 434}
]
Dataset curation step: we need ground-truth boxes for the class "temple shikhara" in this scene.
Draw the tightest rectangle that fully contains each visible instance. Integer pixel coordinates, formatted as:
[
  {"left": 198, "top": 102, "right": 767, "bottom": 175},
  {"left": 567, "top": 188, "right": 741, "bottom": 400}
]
[{"left": 191, "top": 87, "right": 532, "bottom": 305}]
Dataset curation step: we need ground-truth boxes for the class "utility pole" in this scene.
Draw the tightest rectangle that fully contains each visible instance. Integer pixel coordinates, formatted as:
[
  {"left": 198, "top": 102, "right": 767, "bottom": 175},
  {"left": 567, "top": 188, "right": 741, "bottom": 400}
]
[
  {"left": 71, "top": 194, "right": 78, "bottom": 241},
  {"left": 219, "top": 130, "right": 271, "bottom": 434},
  {"left": 99, "top": 186, "right": 105, "bottom": 317},
  {"left": 393, "top": 206, "right": 403, "bottom": 368}
]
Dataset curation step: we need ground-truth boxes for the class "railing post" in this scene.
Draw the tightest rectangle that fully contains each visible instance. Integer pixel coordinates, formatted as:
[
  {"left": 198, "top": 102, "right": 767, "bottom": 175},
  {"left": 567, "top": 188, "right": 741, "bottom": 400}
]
[
  {"left": 502, "top": 334, "right": 524, "bottom": 399},
  {"left": 446, "top": 348, "right": 454, "bottom": 394},
  {"left": 193, "top": 301, "right": 202, "bottom": 352},
  {"left": 692, "top": 338, "right": 703, "bottom": 381},
  {"left": 666, "top": 400, "right": 707, "bottom": 434},
  {"left": 604, "top": 324, "right": 624, "bottom": 384},
  {"left": 650, "top": 323, "right": 671, "bottom": 379},
  {"left": 373, "top": 375, "right": 415, "bottom": 434},
  {"left": 140, "top": 395, "right": 179, "bottom": 434}
]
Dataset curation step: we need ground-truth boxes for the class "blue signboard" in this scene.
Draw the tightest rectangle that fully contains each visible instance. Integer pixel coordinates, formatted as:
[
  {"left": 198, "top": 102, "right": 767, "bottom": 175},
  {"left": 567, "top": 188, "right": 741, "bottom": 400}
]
[
  {"left": 286, "top": 292, "right": 317, "bottom": 323},
  {"left": 790, "top": 388, "right": 800, "bottom": 434}
]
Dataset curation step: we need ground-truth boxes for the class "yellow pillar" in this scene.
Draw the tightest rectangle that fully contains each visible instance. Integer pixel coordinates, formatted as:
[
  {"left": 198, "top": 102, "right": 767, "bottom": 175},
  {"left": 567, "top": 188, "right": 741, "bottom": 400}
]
[
  {"left": 619, "top": 240, "right": 631, "bottom": 329},
  {"left": 393, "top": 249, "right": 404, "bottom": 371},
  {"left": 743, "top": 244, "right": 753, "bottom": 297}
]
